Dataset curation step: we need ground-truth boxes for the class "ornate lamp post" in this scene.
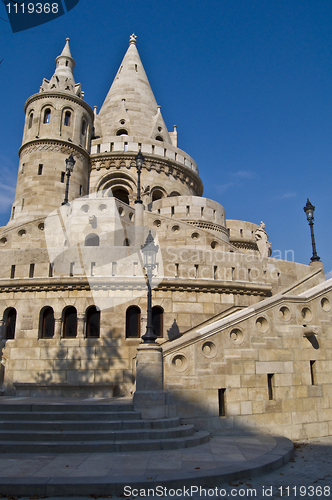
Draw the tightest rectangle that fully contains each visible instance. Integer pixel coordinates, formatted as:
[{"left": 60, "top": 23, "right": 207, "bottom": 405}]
[
  {"left": 135, "top": 150, "right": 144, "bottom": 204},
  {"left": 140, "top": 230, "right": 159, "bottom": 343},
  {"left": 62, "top": 153, "right": 76, "bottom": 205},
  {"left": 303, "top": 198, "right": 320, "bottom": 262}
]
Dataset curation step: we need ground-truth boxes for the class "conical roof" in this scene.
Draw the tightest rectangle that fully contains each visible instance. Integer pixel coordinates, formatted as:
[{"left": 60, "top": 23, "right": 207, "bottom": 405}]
[
  {"left": 98, "top": 34, "right": 171, "bottom": 143},
  {"left": 40, "top": 38, "right": 82, "bottom": 97}
]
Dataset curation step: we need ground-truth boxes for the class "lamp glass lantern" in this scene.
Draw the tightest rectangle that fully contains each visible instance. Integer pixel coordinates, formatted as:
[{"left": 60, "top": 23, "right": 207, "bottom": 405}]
[
  {"left": 303, "top": 198, "right": 315, "bottom": 222},
  {"left": 65, "top": 153, "right": 76, "bottom": 173}
]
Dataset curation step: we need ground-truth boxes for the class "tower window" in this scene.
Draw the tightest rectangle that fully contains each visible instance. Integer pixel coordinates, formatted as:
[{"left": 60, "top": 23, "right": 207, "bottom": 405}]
[
  {"left": 29, "top": 263, "right": 35, "bottom": 278},
  {"left": 64, "top": 111, "right": 71, "bottom": 126},
  {"left": 152, "top": 306, "right": 163, "bottom": 337},
  {"left": 116, "top": 129, "right": 128, "bottom": 136},
  {"left": 61, "top": 171, "right": 65, "bottom": 183},
  {"left": 86, "top": 306, "right": 100, "bottom": 338},
  {"left": 28, "top": 112, "right": 33, "bottom": 129},
  {"left": 40, "top": 307, "right": 55, "bottom": 338},
  {"left": 63, "top": 306, "right": 77, "bottom": 338},
  {"left": 43, "top": 109, "right": 51, "bottom": 124},
  {"left": 156, "top": 136, "right": 163, "bottom": 141},
  {"left": 65, "top": 60, "right": 68, "bottom": 67},
  {"left": 85, "top": 234, "right": 100, "bottom": 247},
  {"left": 81, "top": 120, "right": 87, "bottom": 136},
  {"left": 4, "top": 308, "right": 17, "bottom": 340},
  {"left": 38, "top": 164, "right": 43, "bottom": 175},
  {"left": 126, "top": 306, "right": 141, "bottom": 338},
  {"left": 10, "top": 265, "right": 15, "bottom": 279}
]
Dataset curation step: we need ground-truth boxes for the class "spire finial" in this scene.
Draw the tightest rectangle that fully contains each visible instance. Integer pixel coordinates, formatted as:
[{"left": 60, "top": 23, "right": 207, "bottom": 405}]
[{"left": 129, "top": 34, "right": 137, "bottom": 46}]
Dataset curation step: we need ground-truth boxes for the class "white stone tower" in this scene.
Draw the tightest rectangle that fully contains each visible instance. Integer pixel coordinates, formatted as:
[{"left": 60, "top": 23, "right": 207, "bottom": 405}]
[{"left": 10, "top": 39, "right": 94, "bottom": 225}]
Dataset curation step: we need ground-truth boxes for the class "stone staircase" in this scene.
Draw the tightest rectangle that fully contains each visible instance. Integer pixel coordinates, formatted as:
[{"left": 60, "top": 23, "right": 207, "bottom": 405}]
[{"left": 0, "top": 401, "right": 210, "bottom": 453}]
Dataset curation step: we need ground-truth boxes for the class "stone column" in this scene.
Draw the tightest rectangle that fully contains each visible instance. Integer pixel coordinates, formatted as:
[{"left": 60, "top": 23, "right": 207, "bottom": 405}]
[
  {"left": 133, "top": 343, "right": 166, "bottom": 418},
  {"left": 54, "top": 318, "right": 62, "bottom": 339},
  {"left": 77, "top": 314, "right": 85, "bottom": 338}
]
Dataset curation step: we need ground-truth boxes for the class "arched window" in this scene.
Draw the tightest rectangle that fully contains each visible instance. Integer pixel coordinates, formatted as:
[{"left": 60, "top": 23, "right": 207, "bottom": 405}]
[
  {"left": 28, "top": 112, "right": 33, "bottom": 129},
  {"left": 126, "top": 306, "right": 140, "bottom": 338},
  {"left": 86, "top": 306, "right": 100, "bottom": 338},
  {"left": 40, "top": 307, "right": 54, "bottom": 338},
  {"left": 64, "top": 111, "right": 71, "bottom": 126},
  {"left": 63, "top": 306, "right": 77, "bottom": 338},
  {"left": 81, "top": 119, "right": 87, "bottom": 136},
  {"left": 3, "top": 308, "right": 16, "bottom": 340},
  {"left": 43, "top": 108, "right": 51, "bottom": 124},
  {"left": 152, "top": 190, "right": 164, "bottom": 202},
  {"left": 155, "top": 135, "right": 163, "bottom": 141},
  {"left": 123, "top": 238, "right": 130, "bottom": 246},
  {"left": 112, "top": 188, "right": 129, "bottom": 205},
  {"left": 169, "top": 191, "right": 181, "bottom": 197},
  {"left": 152, "top": 306, "right": 163, "bottom": 338},
  {"left": 116, "top": 129, "right": 128, "bottom": 136},
  {"left": 85, "top": 233, "right": 100, "bottom": 246}
]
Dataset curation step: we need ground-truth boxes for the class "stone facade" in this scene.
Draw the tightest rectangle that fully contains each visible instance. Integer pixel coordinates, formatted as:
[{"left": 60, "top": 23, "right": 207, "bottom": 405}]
[{"left": 0, "top": 35, "right": 331, "bottom": 441}]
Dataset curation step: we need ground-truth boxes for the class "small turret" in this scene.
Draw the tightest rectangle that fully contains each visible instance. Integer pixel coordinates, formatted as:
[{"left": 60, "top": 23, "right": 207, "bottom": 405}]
[{"left": 10, "top": 39, "right": 94, "bottom": 226}]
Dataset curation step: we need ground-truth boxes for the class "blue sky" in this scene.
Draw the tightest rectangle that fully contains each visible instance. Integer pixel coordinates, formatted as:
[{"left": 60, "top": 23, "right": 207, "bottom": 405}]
[{"left": 0, "top": 0, "right": 331, "bottom": 276}]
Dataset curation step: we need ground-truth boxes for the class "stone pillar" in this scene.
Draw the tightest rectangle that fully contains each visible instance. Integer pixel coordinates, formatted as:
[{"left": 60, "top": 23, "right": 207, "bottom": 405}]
[
  {"left": 135, "top": 203, "right": 144, "bottom": 229},
  {"left": 77, "top": 314, "right": 85, "bottom": 338},
  {"left": 133, "top": 343, "right": 166, "bottom": 418},
  {"left": 54, "top": 318, "right": 62, "bottom": 339}
]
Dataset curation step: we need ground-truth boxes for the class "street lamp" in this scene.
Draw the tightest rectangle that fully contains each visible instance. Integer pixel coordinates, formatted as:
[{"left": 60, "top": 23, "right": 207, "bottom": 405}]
[
  {"left": 135, "top": 150, "right": 144, "bottom": 204},
  {"left": 62, "top": 153, "right": 76, "bottom": 205},
  {"left": 140, "top": 230, "right": 159, "bottom": 343},
  {"left": 303, "top": 198, "right": 320, "bottom": 262}
]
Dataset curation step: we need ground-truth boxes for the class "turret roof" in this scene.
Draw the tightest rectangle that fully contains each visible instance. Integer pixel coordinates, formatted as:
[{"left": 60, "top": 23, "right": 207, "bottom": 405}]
[
  {"left": 40, "top": 38, "right": 82, "bottom": 97},
  {"left": 98, "top": 35, "right": 171, "bottom": 143}
]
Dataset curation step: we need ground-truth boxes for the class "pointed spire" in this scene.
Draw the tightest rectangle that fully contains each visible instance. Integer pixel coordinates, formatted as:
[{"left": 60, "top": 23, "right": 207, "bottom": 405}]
[
  {"left": 98, "top": 35, "right": 171, "bottom": 143},
  {"left": 60, "top": 37, "right": 72, "bottom": 58},
  {"left": 40, "top": 38, "right": 82, "bottom": 97}
]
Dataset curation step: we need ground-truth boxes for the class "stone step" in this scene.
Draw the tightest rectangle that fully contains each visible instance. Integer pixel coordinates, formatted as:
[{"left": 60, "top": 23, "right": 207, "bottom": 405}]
[
  {"left": 0, "top": 411, "right": 141, "bottom": 421},
  {"left": 0, "top": 403, "right": 134, "bottom": 412},
  {"left": 0, "top": 424, "right": 195, "bottom": 442},
  {"left": 0, "top": 430, "right": 210, "bottom": 453},
  {"left": 0, "top": 417, "right": 180, "bottom": 431}
]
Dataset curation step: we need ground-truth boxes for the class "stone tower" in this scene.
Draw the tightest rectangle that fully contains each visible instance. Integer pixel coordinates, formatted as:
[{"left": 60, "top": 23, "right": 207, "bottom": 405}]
[
  {"left": 10, "top": 39, "right": 94, "bottom": 226},
  {"left": 90, "top": 34, "right": 203, "bottom": 207}
]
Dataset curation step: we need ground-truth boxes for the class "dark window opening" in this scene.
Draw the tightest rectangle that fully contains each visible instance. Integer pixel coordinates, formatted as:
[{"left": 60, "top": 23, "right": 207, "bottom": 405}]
[
  {"left": 4, "top": 308, "right": 16, "bottom": 340},
  {"left": 10, "top": 265, "right": 15, "bottom": 279},
  {"left": 152, "top": 306, "right": 163, "bottom": 338},
  {"left": 49, "top": 263, "right": 54, "bottom": 277},
  {"left": 152, "top": 190, "right": 163, "bottom": 202},
  {"left": 268, "top": 374, "right": 274, "bottom": 400},
  {"left": 63, "top": 306, "right": 77, "bottom": 338},
  {"left": 43, "top": 109, "right": 51, "bottom": 124},
  {"left": 218, "top": 388, "right": 226, "bottom": 416},
  {"left": 28, "top": 113, "right": 33, "bottom": 129},
  {"left": 112, "top": 188, "right": 129, "bottom": 205},
  {"left": 116, "top": 129, "right": 128, "bottom": 136},
  {"left": 86, "top": 306, "right": 100, "bottom": 338},
  {"left": 81, "top": 120, "right": 87, "bottom": 136},
  {"left": 38, "top": 164, "right": 43, "bottom": 175},
  {"left": 70, "top": 262, "right": 75, "bottom": 276},
  {"left": 41, "top": 307, "right": 54, "bottom": 338},
  {"left": 126, "top": 306, "right": 141, "bottom": 338},
  {"left": 64, "top": 111, "right": 71, "bottom": 126},
  {"left": 310, "top": 360, "right": 316, "bottom": 385},
  {"left": 155, "top": 135, "right": 163, "bottom": 141},
  {"left": 123, "top": 238, "right": 130, "bottom": 247},
  {"left": 29, "top": 263, "right": 35, "bottom": 278},
  {"left": 85, "top": 234, "right": 100, "bottom": 247},
  {"left": 61, "top": 171, "right": 65, "bottom": 183}
]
